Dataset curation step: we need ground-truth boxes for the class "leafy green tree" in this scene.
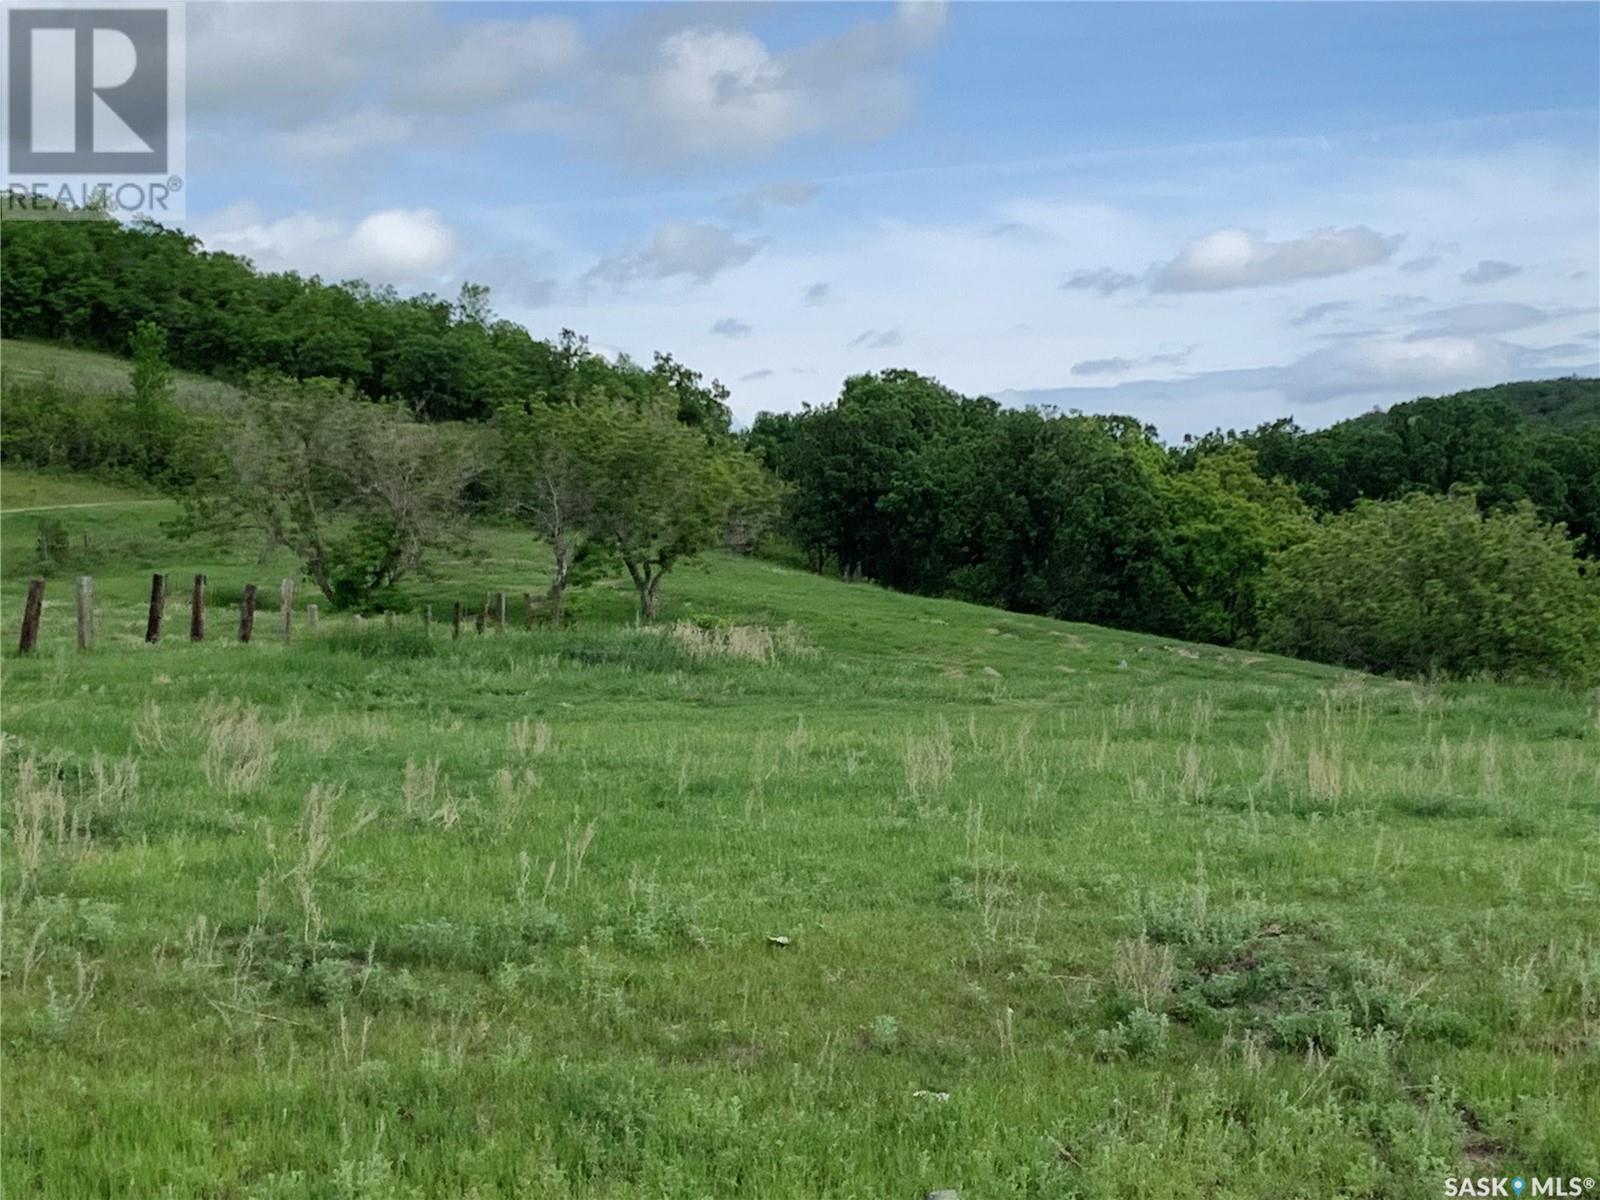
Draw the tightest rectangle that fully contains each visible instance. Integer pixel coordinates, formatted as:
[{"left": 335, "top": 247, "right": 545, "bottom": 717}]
[
  {"left": 1161, "top": 446, "right": 1310, "bottom": 644},
  {"left": 497, "top": 399, "right": 606, "bottom": 623},
  {"left": 187, "top": 376, "right": 478, "bottom": 608},
  {"left": 583, "top": 399, "right": 769, "bottom": 620},
  {"left": 1259, "top": 490, "right": 1600, "bottom": 679}
]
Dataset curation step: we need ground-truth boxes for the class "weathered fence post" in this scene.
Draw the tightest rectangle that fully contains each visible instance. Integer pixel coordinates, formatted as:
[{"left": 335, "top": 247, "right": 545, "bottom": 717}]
[
  {"left": 452, "top": 602, "right": 463, "bottom": 640},
  {"left": 18, "top": 579, "right": 45, "bottom": 654},
  {"left": 354, "top": 614, "right": 366, "bottom": 634},
  {"left": 190, "top": 574, "right": 206, "bottom": 641},
  {"left": 495, "top": 592, "right": 507, "bottom": 631},
  {"left": 523, "top": 592, "right": 535, "bottom": 630},
  {"left": 144, "top": 573, "right": 167, "bottom": 644},
  {"left": 238, "top": 584, "right": 258, "bottom": 643},
  {"left": 475, "top": 594, "right": 488, "bottom": 635},
  {"left": 279, "top": 579, "right": 295, "bottom": 642},
  {"left": 75, "top": 576, "right": 93, "bottom": 650},
  {"left": 306, "top": 603, "right": 319, "bottom": 632}
]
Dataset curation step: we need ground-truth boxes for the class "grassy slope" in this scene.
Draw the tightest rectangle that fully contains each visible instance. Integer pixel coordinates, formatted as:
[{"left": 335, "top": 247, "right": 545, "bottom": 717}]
[
  {"left": 2, "top": 467, "right": 1598, "bottom": 1199},
  {"left": 1, "top": 337, "right": 242, "bottom": 407}
]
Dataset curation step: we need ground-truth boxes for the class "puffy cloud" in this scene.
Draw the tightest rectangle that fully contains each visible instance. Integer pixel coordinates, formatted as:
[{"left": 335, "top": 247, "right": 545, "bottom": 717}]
[
  {"left": 196, "top": 204, "right": 459, "bottom": 285},
  {"left": 1460, "top": 259, "right": 1521, "bottom": 284},
  {"left": 588, "top": 221, "right": 763, "bottom": 285},
  {"left": 1152, "top": 226, "right": 1402, "bottom": 292},
  {"left": 804, "top": 282, "right": 832, "bottom": 305},
  {"left": 711, "top": 317, "right": 754, "bottom": 338},
  {"left": 1062, "top": 267, "right": 1140, "bottom": 296},
  {"left": 849, "top": 329, "right": 904, "bottom": 349},
  {"left": 570, "top": 4, "right": 944, "bottom": 165}
]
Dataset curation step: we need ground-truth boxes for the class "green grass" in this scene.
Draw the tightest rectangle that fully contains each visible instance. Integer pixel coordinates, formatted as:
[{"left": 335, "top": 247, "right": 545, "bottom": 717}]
[
  {"left": 3, "top": 465, "right": 1598, "bottom": 1198},
  {"left": 1, "top": 337, "right": 242, "bottom": 407}
]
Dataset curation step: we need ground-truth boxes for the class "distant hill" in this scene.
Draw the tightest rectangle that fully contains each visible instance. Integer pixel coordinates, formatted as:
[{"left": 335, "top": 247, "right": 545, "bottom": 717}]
[{"left": 1357, "top": 377, "right": 1600, "bottom": 431}]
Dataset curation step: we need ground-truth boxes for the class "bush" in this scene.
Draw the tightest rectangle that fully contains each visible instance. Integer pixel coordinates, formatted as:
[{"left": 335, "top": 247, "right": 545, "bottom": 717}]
[{"left": 1258, "top": 490, "right": 1600, "bottom": 680}]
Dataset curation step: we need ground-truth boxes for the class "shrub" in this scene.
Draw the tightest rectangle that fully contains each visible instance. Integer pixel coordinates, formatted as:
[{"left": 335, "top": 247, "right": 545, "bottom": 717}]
[{"left": 1259, "top": 490, "right": 1600, "bottom": 680}]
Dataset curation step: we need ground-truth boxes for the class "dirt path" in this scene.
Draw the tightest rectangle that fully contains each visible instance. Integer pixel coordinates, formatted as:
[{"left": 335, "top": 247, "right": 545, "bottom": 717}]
[{"left": 1, "top": 500, "right": 166, "bottom": 514}]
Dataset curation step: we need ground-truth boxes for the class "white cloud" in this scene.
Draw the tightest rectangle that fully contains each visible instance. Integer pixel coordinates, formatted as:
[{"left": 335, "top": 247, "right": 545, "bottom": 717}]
[
  {"left": 1290, "top": 301, "right": 1354, "bottom": 327},
  {"left": 588, "top": 221, "right": 763, "bottom": 285},
  {"left": 572, "top": 6, "right": 944, "bottom": 166},
  {"left": 712, "top": 317, "right": 754, "bottom": 338},
  {"left": 804, "top": 282, "right": 832, "bottom": 305},
  {"left": 197, "top": 203, "right": 459, "bottom": 285},
  {"left": 1152, "top": 226, "right": 1402, "bottom": 292}
]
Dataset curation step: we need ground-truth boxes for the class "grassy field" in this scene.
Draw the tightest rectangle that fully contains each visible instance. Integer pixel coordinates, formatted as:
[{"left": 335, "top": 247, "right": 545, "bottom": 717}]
[
  {"left": 1, "top": 338, "right": 242, "bottom": 407},
  {"left": 2, "top": 466, "right": 1597, "bottom": 1198}
]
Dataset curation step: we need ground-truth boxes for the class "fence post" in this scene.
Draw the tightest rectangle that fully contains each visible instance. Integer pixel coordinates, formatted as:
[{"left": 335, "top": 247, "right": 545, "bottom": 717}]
[
  {"left": 238, "top": 584, "right": 258, "bottom": 643},
  {"left": 190, "top": 574, "right": 206, "bottom": 641},
  {"left": 424, "top": 605, "right": 433, "bottom": 635},
  {"left": 452, "top": 602, "right": 463, "bottom": 640},
  {"left": 75, "top": 576, "right": 93, "bottom": 650},
  {"left": 475, "top": 594, "right": 488, "bottom": 634},
  {"left": 495, "top": 592, "right": 507, "bottom": 631},
  {"left": 523, "top": 592, "right": 535, "bottom": 630},
  {"left": 354, "top": 614, "right": 366, "bottom": 634},
  {"left": 279, "top": 579, "right": 295, "bottom": 642},
  {"left": 18, "top": 578, "right": 45, "bottom": 654},
  {"left": 307, "top": 603, "right": 318, "bottom": 632},
  {"left": 144, "top": 573, "right": 167, "bottom": 644}
]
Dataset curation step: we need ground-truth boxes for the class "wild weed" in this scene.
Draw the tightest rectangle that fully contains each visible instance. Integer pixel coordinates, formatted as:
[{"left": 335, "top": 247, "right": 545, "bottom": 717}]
[{"left": 201, "top": 702, "right": 277, "bottom": 797}]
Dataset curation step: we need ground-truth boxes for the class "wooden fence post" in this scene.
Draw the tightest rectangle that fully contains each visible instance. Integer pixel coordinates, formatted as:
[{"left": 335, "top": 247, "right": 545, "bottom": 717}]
[
  {"left": 354, "top": 614, "right": 366, "bottom": 634},
  {"left": 523, "top": 592, "right": 535, "bottom": 630},
  {"left": 307, "top": 603, "right": 318, "bottom": 632},
  {"left": 18, "top": 579, "right": 45, "bottom": 654},
  {"left": 238, "top": 584, "right": 258, "bottom": 643},
  {"left": 452, "top": 602, "right": 463, "bottom": 640},
  {"left": 279, "top": 579, "right": 295, "bottom": 641},
  {"left": 475, "top": 594, "right": 488, "bottom": 634},
  {"left": 144, "top": 573, "right": 167, "bottom": 644},
  {"left": 495, "top": 592, "right": 507, "bottom": 631},
  {"left": 190, "top": 574, "right": 206, "bottom": 641},
  {"left": 76, "top": 576, "right": 93, "bottom": 650},
  {"left": 424, "top": 605, "right": 433, "bottom": 635}
]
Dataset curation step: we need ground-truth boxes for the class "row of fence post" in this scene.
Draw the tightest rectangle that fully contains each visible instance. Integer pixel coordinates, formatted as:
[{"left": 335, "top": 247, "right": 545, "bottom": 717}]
[{"left": 16, "top": 578, "right": 538, "bottom": 654}]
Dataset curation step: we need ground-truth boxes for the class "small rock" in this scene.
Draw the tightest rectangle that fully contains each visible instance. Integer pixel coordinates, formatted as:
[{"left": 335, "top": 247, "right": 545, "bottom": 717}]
[
  {"left": 766, "top": 935, "right": 791, "bottom": 948},
  {"left": 981, "top": 666, "right": 1001, "bottom": 678},
  {"left": 925, "top": 1191, "right": 961, "bottom": 1200},
  {"left": 912, "top": 1089, "right": 951, "bottom": 1102}
]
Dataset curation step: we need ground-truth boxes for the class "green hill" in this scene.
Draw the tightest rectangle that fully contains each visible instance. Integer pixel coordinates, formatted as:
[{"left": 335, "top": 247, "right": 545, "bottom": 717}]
[{"left": 2, "top": 464, "right": 1596, "bottom": 1197}]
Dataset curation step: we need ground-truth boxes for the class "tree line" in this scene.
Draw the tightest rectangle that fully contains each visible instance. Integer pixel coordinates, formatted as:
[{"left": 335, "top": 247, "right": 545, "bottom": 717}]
[
  {"left": 2, "top": 209, "right": 1596, "bottom": 678},
  {"left": 750, "top": 371, "right": 1600, "bottom": 679}
]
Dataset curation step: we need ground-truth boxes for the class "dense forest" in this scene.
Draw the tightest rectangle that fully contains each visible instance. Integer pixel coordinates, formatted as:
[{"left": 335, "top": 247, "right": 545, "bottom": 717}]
[{"left": 3, "top": 210, "right": 1597, "bottom": 679}]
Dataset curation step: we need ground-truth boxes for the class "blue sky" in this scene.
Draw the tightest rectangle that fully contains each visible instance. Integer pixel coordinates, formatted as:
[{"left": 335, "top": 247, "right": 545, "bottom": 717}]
[{"left": 185, "top": 1, "right": 1599, "bottom": 433}]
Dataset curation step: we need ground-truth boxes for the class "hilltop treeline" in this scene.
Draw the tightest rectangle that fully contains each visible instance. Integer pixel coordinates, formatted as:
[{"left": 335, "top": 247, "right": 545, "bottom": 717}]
[
  {"left": 0, "top": 212, "right": 733, "bottom": 429},
  {"left": 3, "top": 212, "right": 1597, "bottom": 677}
]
